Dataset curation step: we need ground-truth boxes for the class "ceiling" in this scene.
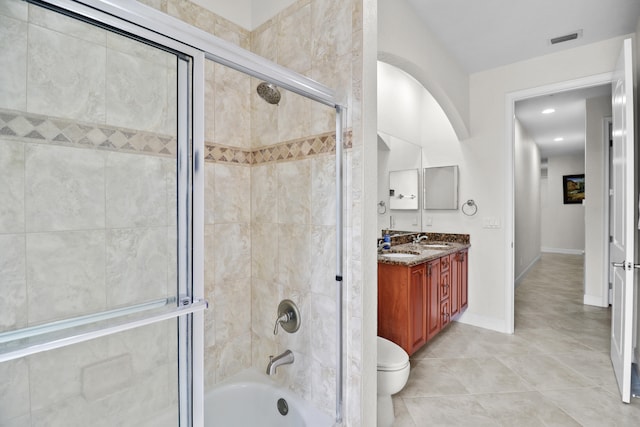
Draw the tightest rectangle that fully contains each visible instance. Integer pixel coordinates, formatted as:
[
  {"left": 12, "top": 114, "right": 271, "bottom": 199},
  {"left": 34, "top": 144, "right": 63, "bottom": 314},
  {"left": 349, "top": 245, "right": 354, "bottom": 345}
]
[
  {"left": 405, "top": 0, "right": 638, "bottom": 158},
  {"left": 406, "top": 0, "right": 640, "bottom": 74},
  {"left": 515, "top": 85, "right": 611, "bottom": 157}
]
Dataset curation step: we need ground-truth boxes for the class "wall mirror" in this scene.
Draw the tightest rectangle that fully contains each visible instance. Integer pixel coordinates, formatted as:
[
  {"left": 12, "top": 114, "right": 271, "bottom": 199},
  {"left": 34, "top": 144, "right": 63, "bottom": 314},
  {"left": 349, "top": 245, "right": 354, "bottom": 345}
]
[
  {"left": 377, "top": 132, "right": 422, "bottom": 231},
  {"left": 424, "top": 165, "right": 459, "bottom": 210},
  {"left": 389, "top": 169, "right": 419, "bottom": 210}
]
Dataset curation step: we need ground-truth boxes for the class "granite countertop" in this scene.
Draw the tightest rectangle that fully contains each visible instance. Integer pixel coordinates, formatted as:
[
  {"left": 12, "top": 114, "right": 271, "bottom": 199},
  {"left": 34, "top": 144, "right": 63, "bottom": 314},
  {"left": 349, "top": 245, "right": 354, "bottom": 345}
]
[{"left": 377, "top": 239, "right": 470, "bottom": 267}]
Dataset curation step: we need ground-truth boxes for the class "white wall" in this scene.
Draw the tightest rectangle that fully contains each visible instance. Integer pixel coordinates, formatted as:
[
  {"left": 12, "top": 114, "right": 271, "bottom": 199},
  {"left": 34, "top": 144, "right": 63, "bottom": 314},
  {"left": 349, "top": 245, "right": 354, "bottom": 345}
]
[
  {"left": 541, "top": 154, "right": 585, "bottom": 253},
  {"left": 191, "top": 0, "right": 297, "bottom": 29},
  {"left": 514, "top": 119, "right": 541, "bottom": 283},
  {"left": 462, "top": 35, "right": 625, "bottom": 332},
  {"left": 191, "top": 0, "right": 252, "bottom": 28},
  {"left": 377, "top": 62, "right": 424, "bottom": 233},
  {"left": 377, "top": 61, "right": 465, "bottom": 234},
  {"left": 378, "top": 0, "right": 470, "bottom": 140},
  {"left": 381, "top": 0, "right": 627, "bottom": 331},
  {"left": 419, "top": 78, "right": 467, "bottom": 233},
  {"left": 584, "top": 95, "right": 612, "bottom": 306},
  {"left": 377, "top": 62, "right": 423, "bottom": 143}
]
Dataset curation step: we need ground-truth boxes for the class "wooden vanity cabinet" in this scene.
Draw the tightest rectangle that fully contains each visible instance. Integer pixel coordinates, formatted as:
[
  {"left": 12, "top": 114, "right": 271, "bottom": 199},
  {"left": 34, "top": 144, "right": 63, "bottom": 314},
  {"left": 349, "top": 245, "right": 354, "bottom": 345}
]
[
  {"left": 448, "top": 254, "right": 459, "bottom": 318},
  {"left": 408, "top": 264, "right": 427, "bottom": 352},
  {"left": 378, "top": 263, "right": 428, "bottom": 354},
  {"left": 452, "top": 249, "right": 468, "bottom": 311},
  {"left": 426, "top": 259, "right": 440, "bottom": 341},
  {"left": 439, "top": 256, "right": 451, "bottom": 328},
  {"left": 378, "top": 248, "right": 468, "bottom": 356}
]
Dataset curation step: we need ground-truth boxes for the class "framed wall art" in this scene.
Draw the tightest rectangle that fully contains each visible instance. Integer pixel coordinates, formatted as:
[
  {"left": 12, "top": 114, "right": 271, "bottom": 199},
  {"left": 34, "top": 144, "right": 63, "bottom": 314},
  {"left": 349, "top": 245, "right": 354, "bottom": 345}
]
[{"left": 562, "top": 174, "right": 585, "bottom": 204}]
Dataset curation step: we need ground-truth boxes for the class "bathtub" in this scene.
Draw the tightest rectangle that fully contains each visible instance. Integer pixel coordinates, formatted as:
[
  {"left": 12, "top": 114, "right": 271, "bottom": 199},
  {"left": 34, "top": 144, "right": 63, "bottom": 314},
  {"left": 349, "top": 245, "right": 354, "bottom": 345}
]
[{"left": 205, "top": 369, "right": 333, "bottom": 427}]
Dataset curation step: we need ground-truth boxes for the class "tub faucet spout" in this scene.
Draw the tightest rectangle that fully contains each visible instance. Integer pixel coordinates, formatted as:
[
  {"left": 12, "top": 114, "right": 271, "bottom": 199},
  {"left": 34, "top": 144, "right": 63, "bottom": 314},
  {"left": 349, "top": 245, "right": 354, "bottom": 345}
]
[{"left": 266, "top": 349, "right": 294, "bottom": 375}]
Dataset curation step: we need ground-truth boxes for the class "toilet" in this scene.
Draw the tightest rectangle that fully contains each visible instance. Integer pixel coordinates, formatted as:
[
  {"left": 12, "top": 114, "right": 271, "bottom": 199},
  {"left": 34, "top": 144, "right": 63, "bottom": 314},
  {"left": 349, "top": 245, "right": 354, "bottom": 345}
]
[{"left": 377, "top": 336, "right": 410, "bottom": 427}]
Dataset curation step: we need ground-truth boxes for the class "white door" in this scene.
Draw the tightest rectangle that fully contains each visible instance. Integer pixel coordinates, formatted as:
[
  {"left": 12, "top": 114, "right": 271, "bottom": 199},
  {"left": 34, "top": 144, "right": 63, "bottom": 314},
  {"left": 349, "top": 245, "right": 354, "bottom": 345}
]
[{"left": 610, "top": 37, "right": 636, "bottom": 404}]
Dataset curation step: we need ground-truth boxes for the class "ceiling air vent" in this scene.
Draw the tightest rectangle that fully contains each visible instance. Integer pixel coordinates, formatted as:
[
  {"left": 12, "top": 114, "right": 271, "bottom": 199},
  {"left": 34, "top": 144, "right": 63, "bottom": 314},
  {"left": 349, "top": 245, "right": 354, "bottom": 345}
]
[{"left": 550, "top": 30, "right": 582, "bottom": 45}]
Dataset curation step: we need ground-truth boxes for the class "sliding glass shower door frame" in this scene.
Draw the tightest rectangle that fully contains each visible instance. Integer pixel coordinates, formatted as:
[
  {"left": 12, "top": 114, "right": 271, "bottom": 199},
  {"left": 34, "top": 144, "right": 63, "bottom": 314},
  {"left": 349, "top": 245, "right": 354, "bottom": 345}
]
[
  {"left": 0, "top": 0, "right": 207, "bottom": 425},
  {"left": 5, "top": 0, "right": 346, "bottom": 425}
]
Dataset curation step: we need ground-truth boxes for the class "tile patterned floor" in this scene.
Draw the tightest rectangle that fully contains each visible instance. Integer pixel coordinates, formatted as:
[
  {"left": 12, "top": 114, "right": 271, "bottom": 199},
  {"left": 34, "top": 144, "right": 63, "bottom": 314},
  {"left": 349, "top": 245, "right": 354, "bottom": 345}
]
[{"left": 392, "top": 253, "right": 640, "bottom": 426}]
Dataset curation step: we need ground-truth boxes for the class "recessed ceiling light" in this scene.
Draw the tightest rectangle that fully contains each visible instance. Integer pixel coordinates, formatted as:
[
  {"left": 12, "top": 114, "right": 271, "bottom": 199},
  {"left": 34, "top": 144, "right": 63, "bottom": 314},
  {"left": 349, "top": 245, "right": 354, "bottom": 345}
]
[
  {"left": 554, "top": 137, "right": 564, "bottom": 142},
  {"left": 542, "top": 108, "right": 555, "bottom": 114}
]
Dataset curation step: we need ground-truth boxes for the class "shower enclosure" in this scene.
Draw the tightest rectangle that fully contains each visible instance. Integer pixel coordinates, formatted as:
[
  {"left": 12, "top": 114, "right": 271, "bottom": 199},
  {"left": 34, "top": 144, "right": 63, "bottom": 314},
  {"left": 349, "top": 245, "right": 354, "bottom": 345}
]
[{"left": 0, "top": 0, "right": 345, "bottom": 425}]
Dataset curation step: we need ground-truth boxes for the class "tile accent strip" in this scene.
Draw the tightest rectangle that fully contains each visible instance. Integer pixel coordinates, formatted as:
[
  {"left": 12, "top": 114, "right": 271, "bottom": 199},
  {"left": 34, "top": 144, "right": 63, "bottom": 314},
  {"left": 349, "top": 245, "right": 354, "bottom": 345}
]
[
  {"left": 0, "top": 108, "right": 178, "bottom": 157},
  {"left": 204, "top": 143, "right": 252, "bottom": 165},
  {"left": 0, "top": 108, "right": 352, "bottom": 164},
  {"left": 204, "top": 131, "right": 353, "bottom": 165}
]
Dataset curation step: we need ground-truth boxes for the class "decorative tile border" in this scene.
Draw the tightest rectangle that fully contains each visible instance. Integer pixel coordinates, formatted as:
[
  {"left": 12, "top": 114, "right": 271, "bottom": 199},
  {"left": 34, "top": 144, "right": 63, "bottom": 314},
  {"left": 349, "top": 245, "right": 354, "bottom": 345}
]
[
  {"left": 196, "top": 130, "right": 352, "bottom": 165},
  {"left": 0, "top": 108, "right": 177, "bottom": 157},
  {"left": 204, "top": 143, "right": 252, "bottom": 164},
  {"left": 0, "top": 108, "right": 352, "bottom": 164},
  {"left": 252, "top": 133, "right": 335, "bottom": 164}
]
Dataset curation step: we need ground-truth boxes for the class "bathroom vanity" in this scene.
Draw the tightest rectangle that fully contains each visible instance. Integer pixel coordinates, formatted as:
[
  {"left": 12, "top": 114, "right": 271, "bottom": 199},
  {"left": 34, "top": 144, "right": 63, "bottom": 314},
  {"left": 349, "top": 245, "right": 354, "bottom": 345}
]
[{"left": 377, "top": 235, "right": 469, "bottom": 355}]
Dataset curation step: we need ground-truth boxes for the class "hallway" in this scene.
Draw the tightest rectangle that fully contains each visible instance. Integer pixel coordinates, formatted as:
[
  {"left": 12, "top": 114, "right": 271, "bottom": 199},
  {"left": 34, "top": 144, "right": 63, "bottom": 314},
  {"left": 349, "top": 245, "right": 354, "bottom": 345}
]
[{"left": 392, "top": 253, "right": 640, "bottom": 426}]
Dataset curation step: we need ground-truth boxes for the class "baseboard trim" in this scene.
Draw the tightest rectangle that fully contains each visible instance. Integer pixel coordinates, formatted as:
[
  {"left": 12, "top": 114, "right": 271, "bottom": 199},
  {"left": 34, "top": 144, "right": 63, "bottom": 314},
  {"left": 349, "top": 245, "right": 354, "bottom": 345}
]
[
  {"left": 541, "top": 247, "right": 584, "bottom": 255},
  {"left": 455, "top": 311, "right": 510, "bottom": 334},
  {"left": 583, "top": 293, "right": 607, "bottom": 307},
  {"left": 515, "top": 255, "right": 541, "bottom": 287}
]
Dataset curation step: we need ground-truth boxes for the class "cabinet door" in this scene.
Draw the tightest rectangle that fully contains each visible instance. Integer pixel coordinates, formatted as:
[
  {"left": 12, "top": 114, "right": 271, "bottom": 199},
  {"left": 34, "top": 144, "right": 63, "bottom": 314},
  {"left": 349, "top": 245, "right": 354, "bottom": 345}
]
[
  {"left": 441, "top": 299, "right": 450, "bottom": 327},
  {"left": 450, "top": 253, "right": 460, "bottom": 318},
  {"left": 378, "top": 263, "right": 410, "bottom": 352},
  {"left": 440, "top": 267, "right": 451, "bottom": 301},
  {"left": 409, "top": 264, "right": 427, "bottom": 353},
  {"left": 426, "top": 260, "right": 441, "bottom": 340},
  {"left": 459, "top": 250, "right": 468, "bottom": 309}
]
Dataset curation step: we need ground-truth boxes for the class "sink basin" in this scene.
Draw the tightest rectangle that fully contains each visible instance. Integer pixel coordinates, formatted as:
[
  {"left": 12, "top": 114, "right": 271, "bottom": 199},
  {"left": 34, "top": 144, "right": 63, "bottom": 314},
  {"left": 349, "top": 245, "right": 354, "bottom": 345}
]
[{"left": 381, "top": 253, "right": 416, "bottom": 259}]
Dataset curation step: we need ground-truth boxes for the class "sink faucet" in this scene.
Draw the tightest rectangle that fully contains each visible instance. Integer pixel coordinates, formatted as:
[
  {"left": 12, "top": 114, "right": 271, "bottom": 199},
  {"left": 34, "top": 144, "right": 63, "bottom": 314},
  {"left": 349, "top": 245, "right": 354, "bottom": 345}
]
[
  {"left": 413, "top": 235, "right": 429, "bottom": 244},
  {"left": 378, "top": 240, "right": 391, "bottom": 251},
  {"left": 266, "top": 349, "right": 294, "bottom": 375}
]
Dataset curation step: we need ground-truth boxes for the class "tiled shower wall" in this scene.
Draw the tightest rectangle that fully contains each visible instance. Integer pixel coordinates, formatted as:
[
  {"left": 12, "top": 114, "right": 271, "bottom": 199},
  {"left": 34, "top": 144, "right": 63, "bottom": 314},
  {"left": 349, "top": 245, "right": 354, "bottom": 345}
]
[
  {"left": 0, "top": 0, "right": 366, "bottom": 425},
  {"left": 160, "top": 0, "right": 358, "bottom": 419},
  {"left": 0, "top": 1, "right": 179, "bottom": 425},
  {"left": 248, "top": 0, "right": 353, "bottom": 416}
]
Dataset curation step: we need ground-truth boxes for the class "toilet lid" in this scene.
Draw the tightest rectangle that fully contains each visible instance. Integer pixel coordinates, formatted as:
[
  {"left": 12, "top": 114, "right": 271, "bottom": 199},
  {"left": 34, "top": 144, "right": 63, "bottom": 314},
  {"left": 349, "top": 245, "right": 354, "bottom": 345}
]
[{"left": 377, "top": 337, "right": 409, "bottom": 371}]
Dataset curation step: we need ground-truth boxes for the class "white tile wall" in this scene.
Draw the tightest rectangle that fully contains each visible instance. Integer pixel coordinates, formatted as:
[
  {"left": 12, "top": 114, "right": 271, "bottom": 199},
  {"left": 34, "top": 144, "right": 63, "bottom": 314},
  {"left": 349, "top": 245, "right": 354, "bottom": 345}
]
[
  {"left": 0, "top": 2, "right": 181, "bottom": 425},
  {"left": 0, "top": 140, "right": 25, "bottom": 233},
  {"left": 0, "top": 14, "right": 27, "bottom": 111},
  {"left": 0, "top": 234, "right": 27, "bottom": 332},
  {"left": 27, "top": 24, "right": 107, "bottom": 123},
  {"left": 26, "top": 230, "right": 106, "bottom": 324},
  {"left": 105, "top": 227, "right": 169, "bottom": 307},
  {"left": 25, "top": 144, "right": 106, "bottom": 232},
  {"left": 0, "top": 0, "right": 363, "bottom": 425},
  {"left": 105, "top": 152, "right": 168, "bottom": 228}
]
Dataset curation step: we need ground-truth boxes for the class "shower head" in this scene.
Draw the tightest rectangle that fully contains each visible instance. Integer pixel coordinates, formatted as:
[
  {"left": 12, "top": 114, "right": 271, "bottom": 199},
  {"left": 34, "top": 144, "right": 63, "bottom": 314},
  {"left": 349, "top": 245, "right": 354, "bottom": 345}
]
[{"left": 256, "top": 82, "right": 281, "bottom": 105}]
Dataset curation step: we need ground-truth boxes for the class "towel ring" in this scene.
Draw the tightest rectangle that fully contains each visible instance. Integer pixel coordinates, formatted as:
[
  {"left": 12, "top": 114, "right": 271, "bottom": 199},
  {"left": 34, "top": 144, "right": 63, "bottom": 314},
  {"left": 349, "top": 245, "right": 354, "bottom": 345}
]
[
  {"left": 462, "top": 199, "right": 478, "bottom": 216},
  {"left": 378, "top": 200, "right": 387, "bottom": 214}
]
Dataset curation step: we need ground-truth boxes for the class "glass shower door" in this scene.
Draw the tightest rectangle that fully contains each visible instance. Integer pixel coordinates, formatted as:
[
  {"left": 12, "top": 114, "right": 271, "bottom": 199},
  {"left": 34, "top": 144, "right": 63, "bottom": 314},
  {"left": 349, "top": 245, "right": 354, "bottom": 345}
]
[{"left": 0, "top": 1, "right": 202, "bottom": 425}]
